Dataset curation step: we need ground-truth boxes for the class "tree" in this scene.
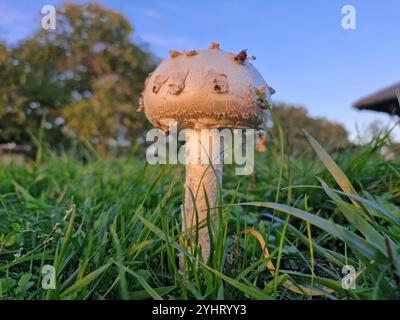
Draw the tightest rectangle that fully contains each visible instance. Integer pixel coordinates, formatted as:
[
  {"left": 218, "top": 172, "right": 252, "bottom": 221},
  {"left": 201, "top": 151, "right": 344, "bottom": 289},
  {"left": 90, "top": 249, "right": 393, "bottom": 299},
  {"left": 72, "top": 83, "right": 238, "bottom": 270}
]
[
  {"left": 0, "top": 42, "right": 31, "bottom": 145},
  {"left": 266, "top": 104, "right": 348, "bottom": 155},
  {"left": 0, "top": 3, "right": 155, "bottom": 152}
]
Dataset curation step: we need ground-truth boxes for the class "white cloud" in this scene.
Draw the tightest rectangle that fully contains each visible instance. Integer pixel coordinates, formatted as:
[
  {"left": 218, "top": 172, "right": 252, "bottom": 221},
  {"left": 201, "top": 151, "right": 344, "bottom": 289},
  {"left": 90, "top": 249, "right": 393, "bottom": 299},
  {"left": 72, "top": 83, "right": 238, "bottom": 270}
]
[{"left": 140, "top": 9, "right": 161, "bottom": 19}]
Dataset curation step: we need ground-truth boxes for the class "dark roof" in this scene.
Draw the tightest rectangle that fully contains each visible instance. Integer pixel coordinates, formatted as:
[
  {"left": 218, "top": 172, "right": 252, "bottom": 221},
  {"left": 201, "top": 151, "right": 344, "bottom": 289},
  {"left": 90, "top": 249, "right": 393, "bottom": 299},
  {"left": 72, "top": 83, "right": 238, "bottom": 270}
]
[
  {"left": 0, "top": 143, "right": 31, "bottom": 154},
  {"left": 354, "top": 82, "right": 400, "bottom": 116}
]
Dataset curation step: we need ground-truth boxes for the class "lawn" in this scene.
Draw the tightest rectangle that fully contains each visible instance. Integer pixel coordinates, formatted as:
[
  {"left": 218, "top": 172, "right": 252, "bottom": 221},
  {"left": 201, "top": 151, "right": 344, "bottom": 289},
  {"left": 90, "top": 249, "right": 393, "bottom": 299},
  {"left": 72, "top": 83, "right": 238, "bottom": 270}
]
[{"left": 0, "top": 131, "right": 399, "bottom": 300}]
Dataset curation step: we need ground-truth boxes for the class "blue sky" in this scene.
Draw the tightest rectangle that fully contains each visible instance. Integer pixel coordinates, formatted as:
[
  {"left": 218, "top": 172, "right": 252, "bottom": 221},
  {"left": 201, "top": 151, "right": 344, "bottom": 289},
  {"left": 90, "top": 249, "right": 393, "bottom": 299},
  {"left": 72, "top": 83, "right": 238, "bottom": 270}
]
[{"left": 1, "top": 0, "right": 399, "bottom": 141}]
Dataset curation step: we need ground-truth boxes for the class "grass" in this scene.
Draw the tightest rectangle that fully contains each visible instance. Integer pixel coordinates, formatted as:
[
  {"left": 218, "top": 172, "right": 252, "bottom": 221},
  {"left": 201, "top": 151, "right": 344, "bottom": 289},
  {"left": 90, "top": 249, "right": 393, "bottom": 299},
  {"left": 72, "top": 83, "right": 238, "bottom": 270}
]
[{"left": 0, "top": 126, "right": 399, "bottom": 300}]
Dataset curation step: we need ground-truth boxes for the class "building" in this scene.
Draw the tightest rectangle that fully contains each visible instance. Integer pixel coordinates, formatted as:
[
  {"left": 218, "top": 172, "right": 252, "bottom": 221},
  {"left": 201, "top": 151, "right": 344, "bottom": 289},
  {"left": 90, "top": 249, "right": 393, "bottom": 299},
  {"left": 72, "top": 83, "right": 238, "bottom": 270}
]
[
  {"left": 354, "top": 82, "right": 400, "bottom": 116},
  {"left": 0, "top": 143, "right": 31, "bottom": 165}
]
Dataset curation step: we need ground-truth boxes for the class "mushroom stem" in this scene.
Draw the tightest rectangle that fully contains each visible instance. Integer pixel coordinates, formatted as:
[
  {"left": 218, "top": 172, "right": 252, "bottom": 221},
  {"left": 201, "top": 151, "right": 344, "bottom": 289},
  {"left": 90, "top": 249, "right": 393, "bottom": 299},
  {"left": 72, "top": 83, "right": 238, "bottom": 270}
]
[{"left": 181, "top": 129, "right": 223, "bottom": 267}]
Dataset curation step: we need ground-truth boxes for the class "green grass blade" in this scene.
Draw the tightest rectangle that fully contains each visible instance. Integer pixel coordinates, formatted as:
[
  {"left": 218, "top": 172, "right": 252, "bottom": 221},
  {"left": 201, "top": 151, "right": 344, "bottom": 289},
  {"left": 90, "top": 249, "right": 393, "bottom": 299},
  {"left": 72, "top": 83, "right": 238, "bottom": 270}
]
[
  {"left": 303, "top": 130, "right": 360, "bottom": 208},
  {"left": 60, "top": 262, "right": 112, "bottom": 298},
  {"left": 137, "top": 213, "right": 272, "bottom": 300},
  {"left": 240, "top": 202, "right": 385, "bottom": 262},
  {"left": 116, "top": 263, "right": 163, "bottom": 300}
]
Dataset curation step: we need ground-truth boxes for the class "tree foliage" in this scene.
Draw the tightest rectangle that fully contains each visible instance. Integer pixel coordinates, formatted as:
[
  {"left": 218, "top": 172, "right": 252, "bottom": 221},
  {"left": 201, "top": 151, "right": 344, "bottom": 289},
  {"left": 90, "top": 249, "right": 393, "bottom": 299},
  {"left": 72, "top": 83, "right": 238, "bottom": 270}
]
[
  {"left": 0, "top": 3, "right": 155, "bottom": 151},
  {"left": 267, "top": 104, "right": 349, "bottom": 155}
]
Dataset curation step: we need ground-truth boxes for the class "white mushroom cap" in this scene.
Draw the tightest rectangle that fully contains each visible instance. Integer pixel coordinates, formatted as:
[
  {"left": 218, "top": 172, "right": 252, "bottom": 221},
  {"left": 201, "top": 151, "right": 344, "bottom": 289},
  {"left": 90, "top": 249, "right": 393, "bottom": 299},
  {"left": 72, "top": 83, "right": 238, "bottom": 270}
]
[{"left": 141, "top": 44, "right": 273, "bottom": 131}]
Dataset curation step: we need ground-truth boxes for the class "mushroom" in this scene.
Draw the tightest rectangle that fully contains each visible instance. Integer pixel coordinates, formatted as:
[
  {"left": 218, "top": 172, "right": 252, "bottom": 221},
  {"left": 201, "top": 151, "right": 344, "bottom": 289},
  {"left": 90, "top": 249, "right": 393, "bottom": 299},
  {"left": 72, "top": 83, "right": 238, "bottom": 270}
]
[{"left": 141, "top": 43, "right": 274, "bottom": 266}]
